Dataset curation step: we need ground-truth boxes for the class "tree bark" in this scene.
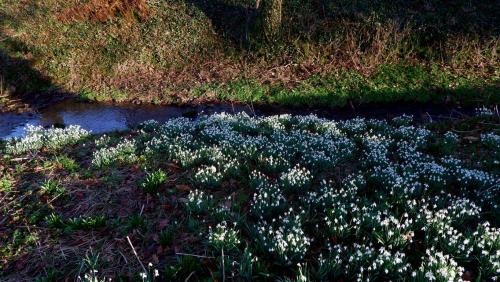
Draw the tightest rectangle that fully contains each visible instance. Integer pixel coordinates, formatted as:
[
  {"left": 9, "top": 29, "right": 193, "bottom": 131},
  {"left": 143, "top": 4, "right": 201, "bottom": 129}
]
[{"left": 257, "top": 0, "right": 283, "bottom": 40}]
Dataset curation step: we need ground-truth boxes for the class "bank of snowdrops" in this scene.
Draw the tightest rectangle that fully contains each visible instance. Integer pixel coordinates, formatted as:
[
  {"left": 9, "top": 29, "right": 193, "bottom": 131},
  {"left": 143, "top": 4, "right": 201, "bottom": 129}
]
[{"left": 1, "top": 109, "right": 499, "bottom": 281}]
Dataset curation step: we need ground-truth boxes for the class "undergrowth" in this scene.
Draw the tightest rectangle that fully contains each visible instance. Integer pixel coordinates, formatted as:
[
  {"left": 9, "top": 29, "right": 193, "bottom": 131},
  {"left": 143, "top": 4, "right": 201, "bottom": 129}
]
[
  {"left": 0, "top": 109, "right": 499, "bottom": 280},
  {"left": 0, "top": 0, "right": 498, "bottom": 107}
]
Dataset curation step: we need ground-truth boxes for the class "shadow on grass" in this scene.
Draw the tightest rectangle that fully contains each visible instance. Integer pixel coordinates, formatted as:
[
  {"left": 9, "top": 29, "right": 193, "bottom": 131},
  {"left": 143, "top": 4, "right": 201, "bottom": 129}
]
[
  {"left": 186, "top": 0, "right": 259, "bottom": 47},
  {"left": 270, "top": 82, "right": 500, "bottom": 109},
  {"left": 0, "top": 12, "right": 68, "bottom": 111},
  {"left": 186, "top": 0, "right": 499, "bottom": 51}
]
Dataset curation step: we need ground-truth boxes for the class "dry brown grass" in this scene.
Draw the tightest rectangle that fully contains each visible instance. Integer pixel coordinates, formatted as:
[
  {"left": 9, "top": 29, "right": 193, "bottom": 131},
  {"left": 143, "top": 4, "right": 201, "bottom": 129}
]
[{"left": 57, "top": 0, "right": 149, "bottom": 23}]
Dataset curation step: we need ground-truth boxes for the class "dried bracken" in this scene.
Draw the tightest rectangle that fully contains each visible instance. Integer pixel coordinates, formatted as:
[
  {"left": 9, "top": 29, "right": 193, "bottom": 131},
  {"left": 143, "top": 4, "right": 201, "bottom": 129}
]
[{"left": 57, "top": 0, "right": 149, "bottom": 23}]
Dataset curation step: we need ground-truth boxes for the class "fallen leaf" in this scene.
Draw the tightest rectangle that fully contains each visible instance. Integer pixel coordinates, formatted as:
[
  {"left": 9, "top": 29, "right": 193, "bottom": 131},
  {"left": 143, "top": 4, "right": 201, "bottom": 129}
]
[
  {"left": 159, "top": 219, "right": 170, "bottom": 229},
  {"left": 175, "top": 184, "right": 191, "bottom": 192},
  {"left": 462, "top": 271, "right": 473, "bottom": 281},
  {"left": 167, "top": 163, "right": 182, "bottom": 170},
  {"left": 152, "top": 254, "right": 159, "bottom": 264}
]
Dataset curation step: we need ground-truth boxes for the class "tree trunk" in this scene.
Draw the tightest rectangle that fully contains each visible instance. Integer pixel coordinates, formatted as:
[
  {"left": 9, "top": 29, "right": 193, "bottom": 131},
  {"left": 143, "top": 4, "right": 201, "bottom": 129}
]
[{"left": 257, "top": 0, "right": 283, "bottom": 40}]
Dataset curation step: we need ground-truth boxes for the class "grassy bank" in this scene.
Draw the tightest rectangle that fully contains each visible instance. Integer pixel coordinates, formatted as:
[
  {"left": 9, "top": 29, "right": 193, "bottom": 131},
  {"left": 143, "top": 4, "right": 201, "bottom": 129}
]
[
  {"left": 1, "top": 110, "right": 499, "bottom": 280},
  {"left": 0, "top": 0, "right": 498, "bottom": 108}
]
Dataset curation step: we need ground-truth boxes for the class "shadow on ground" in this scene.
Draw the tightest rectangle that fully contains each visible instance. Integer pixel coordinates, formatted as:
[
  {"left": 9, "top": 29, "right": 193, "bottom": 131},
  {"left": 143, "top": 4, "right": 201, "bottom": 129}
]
[
  {"left": 0, "top": 12, "right": 69, "bottom": 112},
  {"left": 186, "top": 0, "right": 259, "bottom": 47},
  {"left": 187, "top": 0, "right": 499, "bottom": 49},
  {"left": 271, "top": 82, "right": 500, "bottom": 108}
]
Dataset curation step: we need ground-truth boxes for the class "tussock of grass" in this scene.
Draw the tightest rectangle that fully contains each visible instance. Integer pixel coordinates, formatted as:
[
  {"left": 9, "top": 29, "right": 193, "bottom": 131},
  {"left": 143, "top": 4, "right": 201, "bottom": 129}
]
[{"left": 140, "top": 169, "right": 167, "bottom": 194}]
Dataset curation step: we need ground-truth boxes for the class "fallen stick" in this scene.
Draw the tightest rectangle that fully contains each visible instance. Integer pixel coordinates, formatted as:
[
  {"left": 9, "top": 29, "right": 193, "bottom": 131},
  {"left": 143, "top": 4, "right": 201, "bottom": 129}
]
[
  {"left": 126, "top": 236, "right": 148, "bottom": 274},
  {"left": 175, "top": 252, "right": 215, "bottom": 259}
]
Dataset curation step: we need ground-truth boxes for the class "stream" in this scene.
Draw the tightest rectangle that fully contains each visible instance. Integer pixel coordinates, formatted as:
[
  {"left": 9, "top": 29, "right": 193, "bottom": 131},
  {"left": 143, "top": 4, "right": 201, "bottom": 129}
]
[{"left": 0, "top": 100, "right": 476, "bottom": 140}]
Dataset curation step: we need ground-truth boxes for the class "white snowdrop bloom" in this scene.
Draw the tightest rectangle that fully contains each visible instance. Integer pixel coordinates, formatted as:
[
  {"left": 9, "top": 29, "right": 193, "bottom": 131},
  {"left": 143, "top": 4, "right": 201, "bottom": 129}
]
[
  {"left": 73, "top": 113, "right": 500, "bottom": 280},
  {"left": 255, "top": 211, "right": 310, "bottom": 264},
  {"left": 193, "top": 165, "right": 223, "bottom": 187},
  {"left": 279, "top": 165, "right": 312, "bottom": 192},
  {"left": 92, "top": 139, "right": 137, "bottom": 167},
  {"left": 416, "top": 251, "right": 465, "bottom": 282},
  {"left": 475, "top": 106, "right": 496, "bottom": 117},
  {"left": 208, "top": 221, "right": 240, "bottom": 251},
  {"left": 6, "top": 124, "right": 89, "bottom": 155},
  {"left": 186, "top": 189, "right": 213, "bottom": 213}
]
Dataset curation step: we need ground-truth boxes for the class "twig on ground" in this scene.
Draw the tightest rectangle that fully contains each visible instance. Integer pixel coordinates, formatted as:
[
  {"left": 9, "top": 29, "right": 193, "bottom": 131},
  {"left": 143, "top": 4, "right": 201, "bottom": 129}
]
[
  {"left": 425, "top": 112, "right": 433, "bottom": 123},
  {"left": 126, "top": 236, "right": 147, "bottom": 274},
  {"left": 175, "top": 252, "right": 215, "bottom": 259},
  {"left": 479, "top": 181, "right": 500, "bottom": 196},
  {"left": 184, "top": 271, "right": 196, "bottom": 282},
  {"left": 222, "top": 247, "right": 225, "bottom": 282},
  {"left": 118, "top": 250, "right": 129, "bottom": 264},
  {"left": 0, "top": 194, "right": 9, "bottom": 205},
  {"left": 452, "top": 129, "right": 481, "bottom": 133},
  {"left": 48, "top": 193, "right": 65, "bottom": 205},
  {"left": 450, "top": 109, "right": 469, "bottom": 118},
  {"left": 479, "top": 122, "right": 500, "bottom": 127},
  {"left": 10, "top": 157, "right": 30, "bottom": 162},
  {"left": 59, "top": 246, "right": 67, "bottom": 260}
]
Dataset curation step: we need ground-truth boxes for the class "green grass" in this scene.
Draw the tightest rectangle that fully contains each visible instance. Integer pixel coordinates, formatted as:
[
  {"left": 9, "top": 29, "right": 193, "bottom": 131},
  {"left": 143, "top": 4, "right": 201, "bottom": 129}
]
[
  {"left": 54, "top": 155, "right": 80, "bottom": 173},
  {"left": 0, "top": 0, "right": 498, "bottom": 107},
  {"left": 0, "top": 177, "right": 13, "bottom": 192},
  {"left": 40, "top": 179, "right": 66, "bottom": 198},
  {"left": 192, "top": 64, "right": 499, "bottom": 107},
  {"left": 140, "top": 169, "right": 167, "bottom": 194},
  {"left": 46, "top": 213, "right": 106, "bottom": 231}
]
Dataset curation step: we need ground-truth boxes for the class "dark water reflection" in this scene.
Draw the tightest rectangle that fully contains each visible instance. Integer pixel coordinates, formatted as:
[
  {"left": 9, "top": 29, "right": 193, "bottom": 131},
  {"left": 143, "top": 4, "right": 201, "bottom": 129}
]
[
  {"left": 0, "top": 100, "right": 475, "bottom": 140},
  {"left": 0, "top": 101, "right": 253, "bottom": 139}
]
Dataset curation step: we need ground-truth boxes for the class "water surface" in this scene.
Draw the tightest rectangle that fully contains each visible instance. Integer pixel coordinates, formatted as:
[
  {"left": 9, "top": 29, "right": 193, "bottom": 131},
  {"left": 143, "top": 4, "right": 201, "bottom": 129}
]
[
  {"left": 0, "top": 101, "right": 253, "bottom": 140},
  {"left": 0, "top": 100, "right": 474, "bottom": 140}
]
